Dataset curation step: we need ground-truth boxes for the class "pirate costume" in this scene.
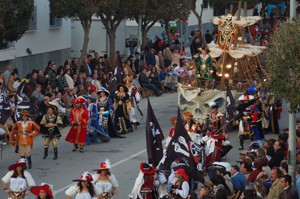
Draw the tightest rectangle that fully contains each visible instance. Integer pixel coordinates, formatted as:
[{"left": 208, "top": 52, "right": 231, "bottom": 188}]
[
  {"left": 65, "top": 97, "right": 89, "bottom": 153},
  {"left": 2, "top": 158, "right": 36, "bottom": 199},
  {"left": 113, "top": 84, "right": 133, "bottom": 134},
  {"left": 40, "top": 101, "right": 63, "bottom": 160},
  {"left": 11, "top": 110, "right": 40, "bottom": 169}
]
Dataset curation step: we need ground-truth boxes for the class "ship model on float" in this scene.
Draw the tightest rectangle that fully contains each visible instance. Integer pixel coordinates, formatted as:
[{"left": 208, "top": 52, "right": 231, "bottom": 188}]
[{"left": 178, "top": 1, "right": 267, "bottom": 124}]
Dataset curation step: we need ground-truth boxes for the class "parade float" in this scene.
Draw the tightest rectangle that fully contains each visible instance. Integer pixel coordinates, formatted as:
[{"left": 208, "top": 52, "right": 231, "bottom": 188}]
[{"left": 178, "top": 1, "right": 267, "bottom": 124}]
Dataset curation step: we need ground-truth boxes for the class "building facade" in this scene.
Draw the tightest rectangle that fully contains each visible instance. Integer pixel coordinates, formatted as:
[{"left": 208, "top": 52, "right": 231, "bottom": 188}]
[{"left": 0, "top": 0, "right": 71, "bottom": 77}]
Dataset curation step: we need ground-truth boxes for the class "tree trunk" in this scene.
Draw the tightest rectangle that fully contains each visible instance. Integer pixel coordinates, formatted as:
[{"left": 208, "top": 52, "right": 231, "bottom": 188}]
[
  {"left": 80, "top": 19, "right": 92, "bottom": 61},
  {"left": 141, "top": 29, "right": 147, "bottom": 51},
  {"left": 107, "top": 29, "right": 116, "bottom": 60},
  {"left": 165, "top": 20, "right": 172, "bottom": 46},
  {"left": 192, "top": 4, "right": 205, "bottom": 43}
]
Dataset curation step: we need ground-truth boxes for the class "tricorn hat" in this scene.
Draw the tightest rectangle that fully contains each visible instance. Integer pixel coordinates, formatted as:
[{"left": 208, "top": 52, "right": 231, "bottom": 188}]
[
  {"left": 97, "top": 87, "right": 110, "bottom": 96},
  {"left": 140, "top": 162, "right": 156, "bottom": 175}
]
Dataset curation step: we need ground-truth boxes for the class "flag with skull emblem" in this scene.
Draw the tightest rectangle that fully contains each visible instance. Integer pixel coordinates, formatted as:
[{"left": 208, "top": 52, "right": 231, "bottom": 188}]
[
  {"left": 146, "top": 98, "right": 164, "bottom": 167},
  {"left": 0, "top": 87, "right": 12, "bottom": 125},
  {"left": 160, "top": 108, "right": 205, "bottom": 183}
]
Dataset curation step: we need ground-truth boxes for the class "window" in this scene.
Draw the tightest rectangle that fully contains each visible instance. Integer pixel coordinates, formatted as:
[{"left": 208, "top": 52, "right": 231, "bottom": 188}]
[
  {"left": 28, "top": 6, "right": 37, "bottom": 31},
  {"left": 203, "top": 0, "right": 208, "bottom": 8},
  {"left": 0, "top": 41, "right": 14, "bottom": 50},
  {"left": 50, "top": 13, "right": 62, "bottom": 28}
]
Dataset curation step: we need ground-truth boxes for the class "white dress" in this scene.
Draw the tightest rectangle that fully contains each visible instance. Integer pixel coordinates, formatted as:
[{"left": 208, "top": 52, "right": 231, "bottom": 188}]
[{"left": 65, "top": 185, "right": 102, "bottom": 199}]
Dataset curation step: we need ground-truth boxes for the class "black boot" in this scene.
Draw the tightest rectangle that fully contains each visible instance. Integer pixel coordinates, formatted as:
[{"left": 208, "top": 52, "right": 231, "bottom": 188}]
[
  {"left": 53, "top": 148, "right": 58, "bottom": 160},
  {"left": 79, "top": 146, "right": 84, "bottom": 153},
  {"left": 72, "top": 144, "right": 78, "bottom": 152},
  {"left": 43, "top": 148, "right": 48, "bottom": 159},
  {"left": 27, "top": 156, "right": 32, "bottom": 169}
]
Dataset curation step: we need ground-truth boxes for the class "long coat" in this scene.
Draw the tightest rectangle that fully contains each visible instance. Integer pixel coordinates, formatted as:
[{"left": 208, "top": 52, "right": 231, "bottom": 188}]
[
  {"left": 65, "top": 106, "right": 89, "bottom": 145},
  {"left": 12, "top": 121, "right": 40, "bottom": 146}
]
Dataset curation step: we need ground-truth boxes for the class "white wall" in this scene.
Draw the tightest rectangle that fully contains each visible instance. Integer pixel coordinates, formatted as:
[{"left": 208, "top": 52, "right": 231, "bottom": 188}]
[
  {"left": 187, "top": 1, "right": 214, "bottom": 26},
  {"left": 14, "top": 0, "right": 71, "bottom": 58},
  {"left": 71, "top": 19, "right": 126, "bottom": 57}
]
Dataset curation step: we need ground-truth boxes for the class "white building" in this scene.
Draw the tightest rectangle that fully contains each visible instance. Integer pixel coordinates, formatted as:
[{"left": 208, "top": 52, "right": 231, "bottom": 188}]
[
  {"left": 70, "top": 18, "right": 126, "bottom": 58},
  {"left": 0, "top": 0, "right": 71, "bottom": 76}
]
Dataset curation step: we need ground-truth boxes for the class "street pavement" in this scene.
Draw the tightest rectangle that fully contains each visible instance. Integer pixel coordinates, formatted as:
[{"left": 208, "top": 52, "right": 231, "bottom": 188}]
[{"left": 0, "top": 92, "right": 296, "bottom": 198}]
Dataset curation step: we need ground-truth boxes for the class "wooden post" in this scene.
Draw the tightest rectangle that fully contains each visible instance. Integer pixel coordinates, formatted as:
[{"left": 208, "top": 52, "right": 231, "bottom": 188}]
[
  {"left": 244, "top": 1, "right": 247, "bottom": 17},
  {"left": 230, "top": 4, "right": 234, "bottom": 15},
  {"left": 220, "top": 52, "right": 227, "bottom": 90},
  {"left": 236, "top": 1, "right": 242, "bottom": 20}
]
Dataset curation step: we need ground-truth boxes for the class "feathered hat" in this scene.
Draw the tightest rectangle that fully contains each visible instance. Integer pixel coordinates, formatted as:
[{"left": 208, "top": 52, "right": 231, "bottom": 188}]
[
  {"left": 31, "top": 183, "right": 54, "bottom": 198},
  {"left": 72, "top": 172, "right": 93, "bottom": 182}
]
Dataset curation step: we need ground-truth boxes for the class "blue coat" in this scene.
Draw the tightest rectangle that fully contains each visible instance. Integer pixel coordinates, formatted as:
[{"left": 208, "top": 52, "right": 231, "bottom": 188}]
[{"left": 231, "top": 172, "right": 247, "bottom": 191}]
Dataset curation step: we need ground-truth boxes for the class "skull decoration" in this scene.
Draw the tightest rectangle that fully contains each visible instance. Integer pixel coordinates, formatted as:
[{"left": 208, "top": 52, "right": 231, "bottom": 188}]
[{"left": 179, "top": 88, "right": 243, "bottom": 124}]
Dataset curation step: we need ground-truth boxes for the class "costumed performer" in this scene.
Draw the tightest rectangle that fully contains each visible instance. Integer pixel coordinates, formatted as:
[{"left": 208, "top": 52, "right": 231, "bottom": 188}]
[
  {"left": 92, "top": 159, "right": 119, "bottom": 199},
  {"left": 2, "top": 158, "right": 36, "bottom": 199},
  {"left": 10, "top": 110, "right": 40, "bottom": 169},
  {"left": 40, "top": 101, "right": 63, "bottom": 160},
  {"left": 125, "top": 77, "right": 143, "bottom": 130},
  {"left": 113, "top": 84, "right": 133, "bottom": 134},
  {"left": 194, "top": 45, "right": 213, "bottom": 80},
  {"left": 84, "top": 95, "right": 110, "bottom": 144},
  {"left": 97, "top": 88, "right": 122, "bottom": 138},
  {"left": 182, "top": 112, "right": 201, "bottom": 143},
  {"left": 65, "top": 97, "right": 89, "bottom": 153},
  {"left": 170, "top": 169, "right": 190, "bottom": 199},
  {"left": 65, "top": 172, "right": 101, "bottom": 199},
  {"left": 128, "top": 162, "right": 158, "bottom": 199}
]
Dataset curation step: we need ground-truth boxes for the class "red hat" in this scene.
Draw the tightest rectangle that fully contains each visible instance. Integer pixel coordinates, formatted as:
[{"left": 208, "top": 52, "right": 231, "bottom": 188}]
[
  {"left": 182, "top": 111, "right": 193, "bottom": 119},
  {"left": 140, "top": 162, "right": 156, "bottom": 175},
  {"left": 8, "top": 158, "right": 26, "bottom": 171},
  {"left": 72, "top": 96, "right": 86, "bottom": 104},
  {"left": 73, "top": 172, "right": 93, "bottom": 182},
  {"left": 176, "top": 168, "right": 189, "bottom": 181},
  {"left": 170, "top": 117, "right": 177, "bottom": 126},
  {"left": 31, "top": 183, "right": 54, "bottom": 198},
  {"left": 93, "top": 159, "right": 111, "bottom": 171}
]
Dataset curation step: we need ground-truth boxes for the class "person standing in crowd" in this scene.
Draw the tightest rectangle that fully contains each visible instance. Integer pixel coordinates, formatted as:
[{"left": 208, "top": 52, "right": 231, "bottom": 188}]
[
  {"left": 47, "top": 63, "right": 57, "bottom": 90},
  {"left": 163, "top": 43, "right": 173, "bottom": 67},
  {"left": 268, "top": 140, "right": 285, "bottom": 169},
  {"left": 40, "top": 102, "right": 63, "bottom": 160},
  {"left": 80, "top": 58, "right": 92, "bottom": 77},
  {"left": 113, "top": 84, "right": 133, "bottom": 134},
  {"left": 279, "top": 175, "right": 299, "bottom": 199},
  {"left": 2, "top": 158, "right": 36, "bottom": 198},
  {"left": 65, "top": 172, "right": 101, "bottom": 199},
  {"left": 65, "top": 97, "right": 89, "bottom": 153},
  {"left": 11, "top": 110, "right": 40, "bottom": 169},
  {"left": 84, "top": 95, "right": 110, "bottom": 144},
  {"left": 205, "top": 30, "right": 213, "bottom": 44},
  {"left": 92, "top": 159, "right": 119, "bottom": 198},
  {"left": 230, "top": 165, "right": 247, "bottom": 196},
  {"left": 30, "top": 183, "right": 54, "bottom": 199},
  {"left": 266, "top": 167, "right": 283, "bottom": 199},
  {"left": 146, "top": 48, "right": 156, "bottom": 68}
]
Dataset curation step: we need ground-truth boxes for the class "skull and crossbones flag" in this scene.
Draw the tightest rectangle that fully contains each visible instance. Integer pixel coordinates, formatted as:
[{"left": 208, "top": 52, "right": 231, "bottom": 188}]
[
  {"left": 0, "top": 88, "right": 12, "bottom": 125},
  {"left": 225, "top": 85, "right": 235, "bottom": 123},
  {"left": 160, "top": 108, "right": 204, "bottom": 183},
  {"left": 146, "top": 98, "right": 164, "bottom": 167}
]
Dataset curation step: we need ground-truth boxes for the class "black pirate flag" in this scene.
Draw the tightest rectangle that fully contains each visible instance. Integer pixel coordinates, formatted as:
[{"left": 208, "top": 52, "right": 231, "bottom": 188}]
[
  {"left": 160, "top": 108, "right": 205, "bottom": 183},
  {"left": 146, "top": 98, "right": 164, "bottom": 167},
  {"left": 0, "top": 87, "right": 12, "bottom": 125}
]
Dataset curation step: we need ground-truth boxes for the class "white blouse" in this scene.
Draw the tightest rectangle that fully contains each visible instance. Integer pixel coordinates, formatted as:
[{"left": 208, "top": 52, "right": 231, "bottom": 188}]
[
  {"left": 65, "top": 185, "right": 102, "bottom": 199},
  {"left": 1, "top": 170, "right": 35, "bottom": 192}
]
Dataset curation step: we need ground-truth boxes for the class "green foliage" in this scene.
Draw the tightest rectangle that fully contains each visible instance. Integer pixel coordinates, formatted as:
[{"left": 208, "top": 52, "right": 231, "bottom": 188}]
[
  {"left": 266, "top": 17, "right": 300, "bottom": 111},
  {"left": 158, "top": 0, "right": 192, "bottom": 22},
  {"left": 49, "top": 0, "right": 99, "bottom": 22},
  {"left": 0, "top": 0, "right": 34, "bottom": 42}
]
